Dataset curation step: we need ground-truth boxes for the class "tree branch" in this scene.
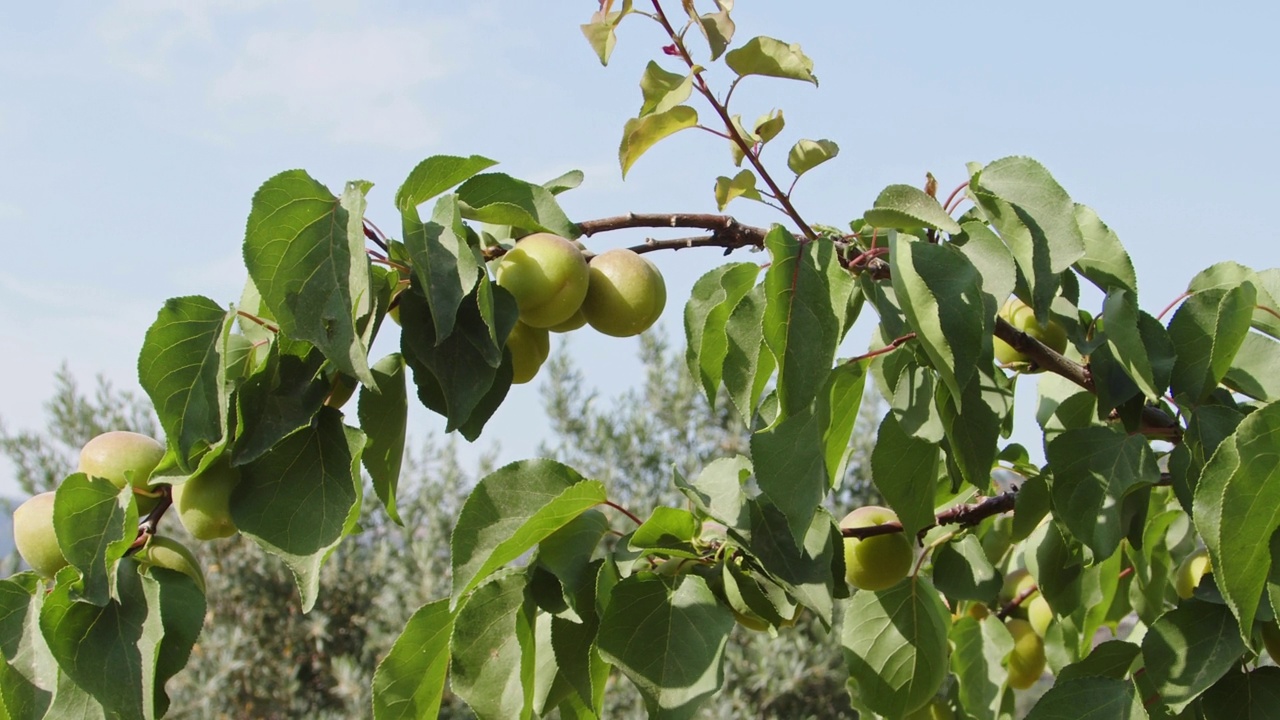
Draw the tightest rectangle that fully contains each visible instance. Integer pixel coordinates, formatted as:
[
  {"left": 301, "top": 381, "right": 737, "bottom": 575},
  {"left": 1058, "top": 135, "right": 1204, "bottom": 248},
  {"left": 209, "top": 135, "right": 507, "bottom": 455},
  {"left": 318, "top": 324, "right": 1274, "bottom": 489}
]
[{"left": 841, "top": 490, "right": 1017, "bottom": 540}]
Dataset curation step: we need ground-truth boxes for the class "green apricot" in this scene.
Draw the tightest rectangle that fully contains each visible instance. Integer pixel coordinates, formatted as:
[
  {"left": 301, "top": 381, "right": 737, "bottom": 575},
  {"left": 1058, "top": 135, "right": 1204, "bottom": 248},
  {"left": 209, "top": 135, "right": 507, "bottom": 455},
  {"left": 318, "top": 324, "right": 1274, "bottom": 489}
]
[
  {"left": 134, "top": 535, "right": 205, "bottom": 593},
  {"left": 13, "top": 492, "right": 68, "bottom": 578},
  {"left": 78, "top": 431, "right": 165, "bottom": 492},
  {"left": 840, "top": 506, "right": 914, "bottom": 592},
  {"left": 495, "top": 233, "right": 590, "bottom": 329},
  {"left": 171, "top": 460, "right": 241, "bottom": 540},
  {"left": 581, "top": 249, "right": 666, "bottom": 338}
]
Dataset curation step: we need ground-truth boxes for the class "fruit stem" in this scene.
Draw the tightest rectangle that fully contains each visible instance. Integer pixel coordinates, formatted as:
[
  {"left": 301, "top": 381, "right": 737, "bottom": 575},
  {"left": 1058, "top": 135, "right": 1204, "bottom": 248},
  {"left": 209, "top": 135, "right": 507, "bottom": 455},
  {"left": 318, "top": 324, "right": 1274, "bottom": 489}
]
[
  {"left": 236, "top": 310, "right": 279, "bottom": 334},
  {"left": 128, "top": 485, "right": 173, "bottom": 553},
  {"left": 943, "top": 181, "right": 970, "bottom": 215},
  {"left": 1155, "top": 291, "right": 1190, "bottom": 321},
  {"left": 602, "top": 500, "right": 644, "bottom": 526}
]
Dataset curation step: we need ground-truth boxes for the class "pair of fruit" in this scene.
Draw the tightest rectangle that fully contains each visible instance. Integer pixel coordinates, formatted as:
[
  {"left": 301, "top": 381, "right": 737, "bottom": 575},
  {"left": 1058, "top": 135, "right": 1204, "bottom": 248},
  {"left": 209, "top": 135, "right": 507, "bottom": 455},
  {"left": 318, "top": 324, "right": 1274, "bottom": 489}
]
[
  {"left": 494, "top": 233, "right": 667, "bottom": 383},
  {"left": 13, "top": 431, "right": 239, "bottom": 589}
]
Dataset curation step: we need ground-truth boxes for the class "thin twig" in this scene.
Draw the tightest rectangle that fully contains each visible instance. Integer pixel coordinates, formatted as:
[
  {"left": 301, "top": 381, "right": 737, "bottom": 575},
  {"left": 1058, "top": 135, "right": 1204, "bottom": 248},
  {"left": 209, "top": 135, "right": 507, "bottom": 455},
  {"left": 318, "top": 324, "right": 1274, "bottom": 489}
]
[{"left": 841, "top": 490, "right": 1018, "bottom": 540}]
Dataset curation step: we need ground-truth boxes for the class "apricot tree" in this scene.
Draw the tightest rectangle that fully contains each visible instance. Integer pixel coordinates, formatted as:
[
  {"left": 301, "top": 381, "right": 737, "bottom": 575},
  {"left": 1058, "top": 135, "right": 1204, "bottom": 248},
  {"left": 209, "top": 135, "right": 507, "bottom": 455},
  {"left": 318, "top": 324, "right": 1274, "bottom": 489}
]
[{"left": 3, "top": 2, "right": 1279, "bottom": 719}]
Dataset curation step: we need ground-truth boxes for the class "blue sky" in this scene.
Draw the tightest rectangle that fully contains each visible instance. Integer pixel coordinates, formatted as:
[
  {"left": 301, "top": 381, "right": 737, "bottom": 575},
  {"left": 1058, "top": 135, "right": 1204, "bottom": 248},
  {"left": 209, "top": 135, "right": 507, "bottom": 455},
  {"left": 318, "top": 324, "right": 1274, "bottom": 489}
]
[{"left": 2, "top": 1, "right": 1277, "bottom": 497}]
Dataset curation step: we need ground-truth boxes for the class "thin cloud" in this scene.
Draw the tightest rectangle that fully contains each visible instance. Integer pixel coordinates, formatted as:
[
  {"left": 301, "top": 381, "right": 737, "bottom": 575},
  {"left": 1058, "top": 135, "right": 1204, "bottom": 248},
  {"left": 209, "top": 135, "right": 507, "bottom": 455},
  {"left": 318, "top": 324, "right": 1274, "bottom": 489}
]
[{"left": 209, "top": 25, "right": 457, "bottom": 150}]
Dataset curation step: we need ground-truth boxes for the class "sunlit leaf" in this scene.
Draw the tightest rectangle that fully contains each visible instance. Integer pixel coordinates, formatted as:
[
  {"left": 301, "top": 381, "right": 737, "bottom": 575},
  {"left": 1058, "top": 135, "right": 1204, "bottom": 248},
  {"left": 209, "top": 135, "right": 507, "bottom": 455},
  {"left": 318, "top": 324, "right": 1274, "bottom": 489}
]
[
  {"left": 638, "top": 61, "right": 694, "bottom": 116},
  {"left": 372, "top": 599, "right": 454, "bottom": 720},
  {"left": 725, "top": 36, "right": 818, "bottom": 85},
  {"left": 786, "top": 139, "right": 838, "bottom": 176},
  {"left": 712, "top": 169, "right": 762, "bottom": 210},
  {"left": 864, "top": 184, "right": 962, "bottom": 235},
  {"left": 1142, "top": 599, "right": 1244, "bottom": 712},
  {"left": 52, "top": 475, "right": 136, "bottom": 606},
  {"left": 1168, "top": 282, "right": 1256, "bottom": 404},
  {"left": 1024, "top": 676, "right": 1144, "bottom": 719},
  {"left": 451, "top": 572, "right": 535, "bottom": 720},
  {"left": 619, "top": 106, "right": 699, "bottom": 178}
]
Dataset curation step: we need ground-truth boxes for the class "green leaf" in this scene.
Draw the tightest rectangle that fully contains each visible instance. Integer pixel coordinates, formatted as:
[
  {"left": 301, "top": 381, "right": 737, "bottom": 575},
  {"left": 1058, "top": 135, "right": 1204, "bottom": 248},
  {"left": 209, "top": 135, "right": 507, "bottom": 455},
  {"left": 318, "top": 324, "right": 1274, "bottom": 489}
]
[
  {"left": 596, "top": 574, "right": 734, "bottom": 720},
  {"left": 1024, "top": 676, "right": 1144, "bottom": 719},
  {"left": 887, "top": 360, "right": 944, "bottom": 443},
  {"left": 551, "top": 608, "right": 608, "bottom": 714},
  {"left": 695, "top": 7, "right": 735, "bottom": 61},
  {"left": 536, "top": 513, "right": 611, "bottom": 619},
  {"left": 823, "top": 362, "right": 868, "bottom": 488},
  {"left": 1072, "top": 205, "right": 1137, "bottom": 295},
  {"left": 1045, "top": 426, "right": 1160, "bottom": 559},
  {"left": 1200, "top": 666, "right": 1280, "bottom": 720},
  {"left": 1223, "top": 332, "right": 1280, "bottom": 401},
  {"left": 762, "top": 227, "right": 850, "bottom": 420},
  {"left": 684, "top": 263, "right": 762, "bottom": 406},
  {"left": 751, "top": 403, "right": 827, "bottom": 545},
  {"left": 971, "top": 157, "right": 1086, "bottom": 320},
  {"left": 724, "top": 36, "right": 818, "bottom": 85},
  {"left": 889, "top": 232, "right": 990, "bottom": 404},
  {"left": 372, "top": 599, "right": 454, "bottom": 720},
  {"left": 1193, "top": 400, "right": 1280, "bottom": 639},
  {"left": 456, "top": 173, "right": 579, "bottom": 239},
  {"left": 949, "top": 616, "right": 1014, "bottom": 720},
  {"left": 638, "top": 61, "right": 693, "bottom": 116},
  {"left": 399, "top": 279, "right": 517, "bottom": 437},
  {"left": 618, "top": 106, "right": 698, "bottom": 179},
  {"left": 1142, "top": 599, "right": 1244, "bottom": 712},
  {"left": 541, "top": 169, "right": 585, "bottom": 195},
  {"left": 864, "top": 184, "right": 962, "bottom": 235},
  {"left": 231, "top": 408, "right": 363, "bottom": 611},
  {"left": 1102, "top": 289, "right": 1160, "bottom": 400},
  {"left": 842, "top": 577, "right": 951, "bottom": 718},
  {"left": 137, "top": 296, "right": 235, "bottom": 470},
  {"left": 871, "top": 412, "right": 939, "bottom": 538},
  {"left": 631, "top": 507, "right": 699, "bottom": 555},
  {"left": 229, "top": 342, "right": 328, "bottom": 467},
  {"left": 1024, "top": 521, "right": 1086, "bottom": 617},
  {"left": 402, "top": 194, "right": 482, "bottom": 342},
  {"left": 243, "top": 170, "right": 376, "bottom": 388},
  {"left": 395, "top": 154, "right": 497, "bottom": 211},
  {"left": 1056, "top": 640, "right": 1140, "bottom": 682},
  {"left": 39, "top": 564, "right": 150, "bottom": 720},
  {"left": 1187, "top": 261, "right": 1280, "bottom": 340},
  {"left": 43, "top": 669, "right": 107, "bottom": 719},
  {"left": 580, "top": 1, "right": 632, "bottom": 65},
  {"left": 954, "top": 221, "right": 1017, "bottom": 313},
  {"left": 451, "top": 459, "right": 607, "bottom": 605},
  {"left": 752, "top": 109, "right": 784, "bottom": 144},
  {"left": 932, "top": 536, "right": 1001, "bottom": 602},
  {"left": 53, "top": 475, "right": 137, "bottom": 606},
  {"left": 0, "top": 575, "right": 54, "bottom": 718},
  {"left": 358, "top": 354, "right": 408, "bottom": 524},
  {"left": 673, "top": 456, "right": 750, "bottom": 529},
  {"left": 722, "top": 284, "right": 774, "bottom": 424},
  {"left": 139, "top": 568, "right": 205, "bottom": 720},
  {"left": 937, "top": 365, "right": 1013, "bottom": 492},
  {"left": 451, "top": 572, "right": 535, "bottom": 720},
  {"left": 737, "top": 503, "right": 838, "bottom": 625},
  {"left": 1168, "top": 282, "right": 1256, "bottom": 404},
  {"left": 712, "top": 169, "right": 762, "bottom": 210},
  {"left": 786, "top": 139, "right": 838, "bottom": 177}
]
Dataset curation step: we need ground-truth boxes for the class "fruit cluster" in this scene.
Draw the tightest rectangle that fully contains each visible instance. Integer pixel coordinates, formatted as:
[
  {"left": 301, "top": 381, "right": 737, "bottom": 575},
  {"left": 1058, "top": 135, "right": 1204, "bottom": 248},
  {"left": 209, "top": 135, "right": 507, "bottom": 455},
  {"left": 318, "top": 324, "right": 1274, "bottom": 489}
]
[
  {"left": 491, "top": 233, "right": 667, "bottom": 384},
  {"left": 12, "top": 430, "right": 242, "bottom": 591}
]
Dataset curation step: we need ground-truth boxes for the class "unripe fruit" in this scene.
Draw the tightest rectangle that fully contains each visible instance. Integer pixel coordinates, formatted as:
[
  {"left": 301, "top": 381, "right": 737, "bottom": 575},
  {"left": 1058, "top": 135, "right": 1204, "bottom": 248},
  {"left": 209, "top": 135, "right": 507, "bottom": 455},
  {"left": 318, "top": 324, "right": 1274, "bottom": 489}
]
[
  {"left": 840, "top": 506, "right": 914, "bottom": 592},
  {"left": 1027, "top": 595, "right": 1053, "bottom": 637},
  {"left": 1006, "top": 618, "right": 1047, "bottom": 690},
  {"left": 506, "top": 321, "right": 551, "bottom": 384},
  {"left": 134, "top": 535, "right": 205, "bottom": 593},
  {"left": 13, "top": 492, "right": 68, "bottom": 578},
  {"left": 1175, "top": 547, "right": 1211, "bottom": 600},
  {"left": 967, "top": 602, "right": 991, "bottom": 621},
  {"left": 994, "top": 297, "right": 1069, "bottom": 365},
  {"left": 171, "top": 460, "right": 241, "bottom": 540},
  {"left": 581, "top": 249, "right": 667, "bottom": 338},
  {"left": 494, "top": 233, "right": 590, "bottom": 329},
  {"left": 324, "top": 372, "right": 357, "bottom": 409},
  {"left": 547, "top": 307, "right": 586, "bottom": 333},
  {"left": 78, "top": 431, "right": 165, "bottom": 492}
]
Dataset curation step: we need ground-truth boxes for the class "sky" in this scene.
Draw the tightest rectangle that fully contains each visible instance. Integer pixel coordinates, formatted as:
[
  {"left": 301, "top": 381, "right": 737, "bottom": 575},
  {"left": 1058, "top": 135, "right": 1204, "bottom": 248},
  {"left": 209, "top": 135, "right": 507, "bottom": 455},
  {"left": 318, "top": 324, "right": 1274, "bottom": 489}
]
[{"left": 1, "top": 1, "right": 1278, "bottom": 499}]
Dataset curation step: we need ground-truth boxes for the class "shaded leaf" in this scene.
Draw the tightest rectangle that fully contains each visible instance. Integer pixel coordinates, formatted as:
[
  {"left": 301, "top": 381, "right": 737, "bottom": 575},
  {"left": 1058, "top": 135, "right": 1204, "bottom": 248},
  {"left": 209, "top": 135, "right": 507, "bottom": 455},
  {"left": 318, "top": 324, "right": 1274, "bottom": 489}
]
[
  {"left": 1200, "top": 666, "right": 1280, "bottom": 720},
  {"left": 1223, "top": 332, "right": 1280, "bottom": 401},
  {"left": 684, "top": 263, "right": 761, "bottom": 406},
  {"left": 1024, "top": 676, "right": 1144, "bottom": 719},
  {"left": 1045, "top": 426, "right": 1160, "bottom": 560},
  {"left": 402, "top": 193, "right": 482, "bottom": 342},
  {"left": 53, "top": 475, "right": 137, "bottom": 606},
  {"left": 451, "top": 459, "right": 606, "bottom": 604},
  {"left": 1192, "top": 400, "right": 1280, "bottom": 639},
  {"left": 596, "top": 574, "right": 734, "bottom": 720},
  {"left": 456, "top": 173, "right": 578, "bottom": 239},
  {"left": 950, "top": 615, "right": 1013, "bottom": 720},
  {"left": 971, "top": 157, "right": 1086, "bottom": 320},
  {"left": 1168, "top": 282, "right": 1256, "bottom": 404},
  {"left": 722, "top": 283, "right": 774, "bottom": 424},
  {"left": 842, "top": 578, "right": 951, "bottom": 718},
  {"left": 358, "top": 354, "right": 408, "bottom": 524},
  {"left": 231, "top": 408, "right": 364, "bottom": 611},
  {"left": 137, "top": 296, "right": 234, "bottom": 470},
  {"left": 243, "top": 171, "right": 376, "bottom": 387},
  {"left": 1142, "top": 599, "right": 1243, "bottom": 712},
  {"left": 871, "top": 412, "right": 939, "bottom": 538},
  {"left": 1072, "top": 205, "right": 1137, "bottom": 295},
  {"left": 933, "top": 535, "right": 1000, "bottom": 602}
]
